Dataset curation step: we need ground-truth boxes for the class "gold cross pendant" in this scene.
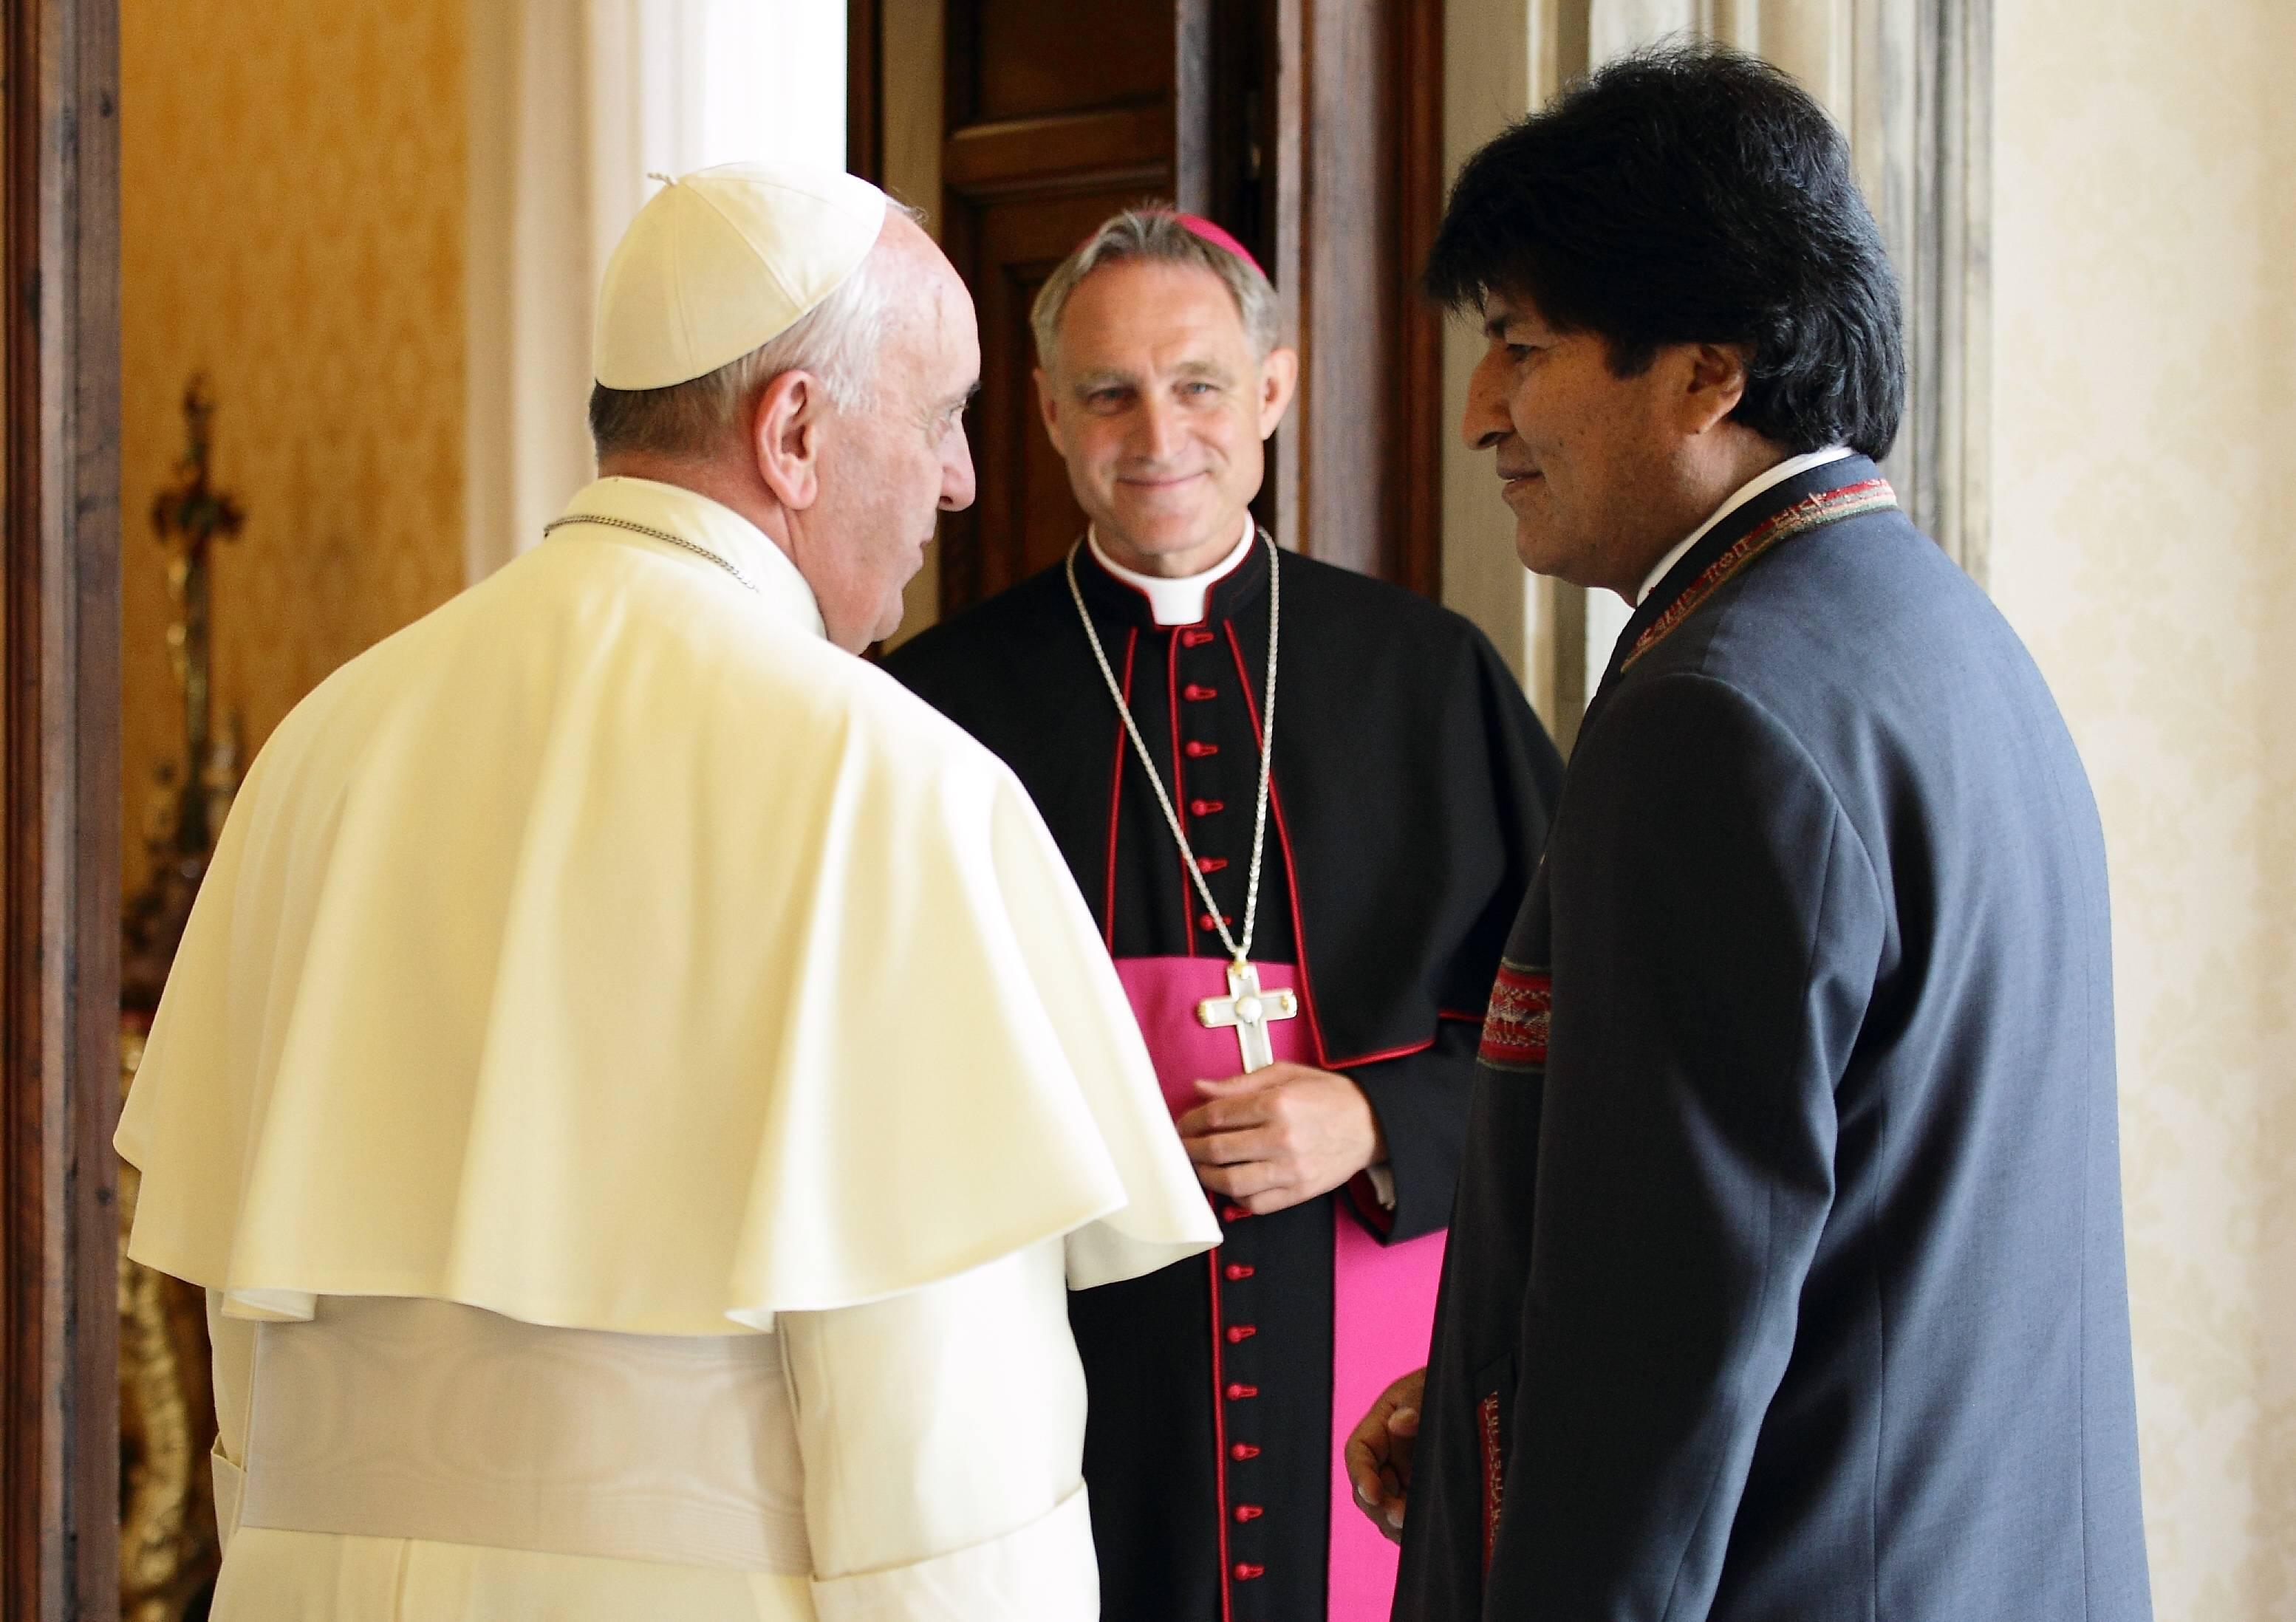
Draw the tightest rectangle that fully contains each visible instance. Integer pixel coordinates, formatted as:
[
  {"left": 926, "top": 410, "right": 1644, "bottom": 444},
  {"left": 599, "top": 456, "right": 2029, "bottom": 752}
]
[{"left": 1195, "top": 959, "right": 1299, "bottom": 1073}]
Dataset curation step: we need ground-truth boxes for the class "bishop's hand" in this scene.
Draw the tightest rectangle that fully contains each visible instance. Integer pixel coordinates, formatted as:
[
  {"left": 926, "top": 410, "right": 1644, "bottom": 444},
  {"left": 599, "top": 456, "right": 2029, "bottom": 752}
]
[
  {"left": 1345, "top": 1366, "right": 1424, "bottom": 1544},
  {"left": 1175, "top": 1061, "right": 1387, "bottom": 1216}
]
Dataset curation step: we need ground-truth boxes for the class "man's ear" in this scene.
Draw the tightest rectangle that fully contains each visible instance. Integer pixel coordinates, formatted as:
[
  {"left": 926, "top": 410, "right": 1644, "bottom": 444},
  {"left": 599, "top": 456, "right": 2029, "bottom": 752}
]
[
  {"left": 1033, "top": 367, "right": 1069, "bottom": 456},
  {"left": 1257, "top": 346, "right": 1300, "bottom": 439},
  {"left": 1681, "top": 342, "right": 1752, "bottom": 437},
  {"left": 753, "top": 371, "right": 826, "bottom": 510}
]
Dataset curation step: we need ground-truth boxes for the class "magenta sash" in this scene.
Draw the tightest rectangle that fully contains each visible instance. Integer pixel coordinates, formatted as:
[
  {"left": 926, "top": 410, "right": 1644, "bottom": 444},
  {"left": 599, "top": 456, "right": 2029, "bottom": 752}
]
[{"left": 1113, "top": 956, "right": 1446, "bottom": 1622}]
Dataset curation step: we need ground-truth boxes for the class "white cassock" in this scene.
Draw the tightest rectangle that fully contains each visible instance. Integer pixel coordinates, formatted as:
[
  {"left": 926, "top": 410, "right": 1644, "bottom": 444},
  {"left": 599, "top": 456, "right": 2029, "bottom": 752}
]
[{"left": 115, "top": 474, "right": 1222, "bottom": 1621}]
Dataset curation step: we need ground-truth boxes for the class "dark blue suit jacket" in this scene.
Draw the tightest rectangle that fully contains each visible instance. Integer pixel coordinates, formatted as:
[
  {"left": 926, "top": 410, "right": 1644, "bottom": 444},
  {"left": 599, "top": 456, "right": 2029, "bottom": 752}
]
[{"left": 1394, "top": 457, "right": 2152, "bottom": 1621}]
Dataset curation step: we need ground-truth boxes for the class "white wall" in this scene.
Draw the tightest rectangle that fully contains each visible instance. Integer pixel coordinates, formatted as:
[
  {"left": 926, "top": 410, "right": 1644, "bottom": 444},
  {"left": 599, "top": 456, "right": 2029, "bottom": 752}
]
[
  {"left": 464, "top": 0, "right": 847, "bottom": 582},
  {"left": 1990, "top": 3, "right": 2296, "bottom": 1614}
]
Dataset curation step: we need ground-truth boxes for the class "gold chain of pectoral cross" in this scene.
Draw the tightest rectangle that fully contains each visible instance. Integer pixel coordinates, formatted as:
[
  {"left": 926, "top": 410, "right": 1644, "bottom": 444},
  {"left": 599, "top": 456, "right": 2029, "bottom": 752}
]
[
  {"left": 1067, "top": 532, "right": 1300, "bottom": 1071},
  {"left": 541, "top": 513, "right": 761, "bottom": 595}
]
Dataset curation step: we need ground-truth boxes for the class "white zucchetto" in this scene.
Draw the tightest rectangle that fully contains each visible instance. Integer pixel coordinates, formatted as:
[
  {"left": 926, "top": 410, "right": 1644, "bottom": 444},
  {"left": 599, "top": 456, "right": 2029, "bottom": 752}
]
[{"left": 593, "top": 162, "right": 889, "bottom": 391}]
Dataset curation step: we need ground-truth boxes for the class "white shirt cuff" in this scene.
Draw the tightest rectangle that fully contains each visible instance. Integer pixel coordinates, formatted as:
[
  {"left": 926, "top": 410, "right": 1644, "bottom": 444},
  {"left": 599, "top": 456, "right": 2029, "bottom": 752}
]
[
  {"left": 1364, "top": 1163, "right": 1397, "bottom": 1211},
  {"left": 809, "top": 1484, "right": 1097, "bottom": 1622}
]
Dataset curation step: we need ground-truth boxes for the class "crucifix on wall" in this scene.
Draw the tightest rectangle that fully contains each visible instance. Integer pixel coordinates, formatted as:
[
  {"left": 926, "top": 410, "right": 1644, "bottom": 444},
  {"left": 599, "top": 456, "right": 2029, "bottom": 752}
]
[
  {"left": 150, "top": 374, "right": 244, "bottom": 855},
  {"left": 124, "top": 375, "right": 247, "bottom": 1007}
]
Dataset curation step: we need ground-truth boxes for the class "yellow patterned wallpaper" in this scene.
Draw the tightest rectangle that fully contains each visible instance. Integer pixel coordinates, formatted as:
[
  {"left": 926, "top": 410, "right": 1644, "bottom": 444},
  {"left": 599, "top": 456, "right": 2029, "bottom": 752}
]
[
  {"left": 119, "top": 0, "right": 467, "bottom": 890},
  {"left": 1992, "top": 4, "right": 2296, "bottom": 1617}
]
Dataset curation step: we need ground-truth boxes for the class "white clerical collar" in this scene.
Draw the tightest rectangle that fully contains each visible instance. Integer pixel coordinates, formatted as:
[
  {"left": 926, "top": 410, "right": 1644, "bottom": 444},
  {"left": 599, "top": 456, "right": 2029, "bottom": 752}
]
[
  {"left": 558, "top": 476, "right": 827, "bottom": 640},
  {"left": 1636, "top": 447, "right": 1854, "bottom": 606},
  {"left": 1087, "top": 515, "right": 1257, "bottom": 626}
]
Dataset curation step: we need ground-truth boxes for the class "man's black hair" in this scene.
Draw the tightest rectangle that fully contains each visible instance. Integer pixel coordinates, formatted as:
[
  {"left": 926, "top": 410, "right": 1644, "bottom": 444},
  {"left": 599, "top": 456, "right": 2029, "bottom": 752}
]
[{"left": 1426, "top": 41, "right": 1904, "bottom": 460}]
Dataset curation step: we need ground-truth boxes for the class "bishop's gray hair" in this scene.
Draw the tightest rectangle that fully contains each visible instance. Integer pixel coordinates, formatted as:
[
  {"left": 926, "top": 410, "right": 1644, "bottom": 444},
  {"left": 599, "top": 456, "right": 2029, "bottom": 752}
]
[
  {"left": 588, "top": 199, "right": 927, "bottom": 461},
  {"left": 1030, "top": 206, "right": 1281, "bottom": 374}
]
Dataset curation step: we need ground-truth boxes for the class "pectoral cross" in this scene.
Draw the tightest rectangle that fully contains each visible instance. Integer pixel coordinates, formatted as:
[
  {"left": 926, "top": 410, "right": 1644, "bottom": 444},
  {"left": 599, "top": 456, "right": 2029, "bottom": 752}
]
[{"left": 1196, "top": 959, "right": 1299, "bottom": 1073}]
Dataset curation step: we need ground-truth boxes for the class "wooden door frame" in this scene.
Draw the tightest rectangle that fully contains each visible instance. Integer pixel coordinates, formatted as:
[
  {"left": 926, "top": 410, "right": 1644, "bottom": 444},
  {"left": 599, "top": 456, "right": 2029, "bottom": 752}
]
[
  {"left": 1263, "top": 0, "right": 1445, "bottom": 593},
  {"left": 3, "top": 0, "right": 121, "bottom": 1616}
]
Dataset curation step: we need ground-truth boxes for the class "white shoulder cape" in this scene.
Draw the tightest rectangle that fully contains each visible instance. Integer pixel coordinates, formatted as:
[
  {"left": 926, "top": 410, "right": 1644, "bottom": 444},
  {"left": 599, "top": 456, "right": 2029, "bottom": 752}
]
[{"left": 116, "top": 479, "right": 1220, "bottom": 1331}]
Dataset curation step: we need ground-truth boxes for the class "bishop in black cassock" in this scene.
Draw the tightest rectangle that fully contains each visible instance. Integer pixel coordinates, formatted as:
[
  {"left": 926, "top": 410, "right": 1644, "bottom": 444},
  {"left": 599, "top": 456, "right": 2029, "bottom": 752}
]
[{"left": 888, "top": 208, "right": 1560, "bottom": 1622}]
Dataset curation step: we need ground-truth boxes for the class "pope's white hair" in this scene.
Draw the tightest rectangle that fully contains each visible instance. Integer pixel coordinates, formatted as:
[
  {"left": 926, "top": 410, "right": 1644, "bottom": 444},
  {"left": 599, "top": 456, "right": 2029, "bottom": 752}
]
[{"left": 589, "top": 199, "right": 926, "bottom": 459}]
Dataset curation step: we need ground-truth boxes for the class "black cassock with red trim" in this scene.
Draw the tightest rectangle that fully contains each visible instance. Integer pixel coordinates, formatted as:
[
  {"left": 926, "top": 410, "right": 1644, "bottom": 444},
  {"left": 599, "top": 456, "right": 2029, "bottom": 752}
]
[{"left": 887, "top": 540, "right": 1561, "bottom": 1622}]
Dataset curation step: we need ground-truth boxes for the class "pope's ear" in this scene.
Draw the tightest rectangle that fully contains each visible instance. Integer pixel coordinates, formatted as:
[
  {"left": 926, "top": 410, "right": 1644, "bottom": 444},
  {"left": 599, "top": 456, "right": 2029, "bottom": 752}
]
[
  {"left": 752, "top": 370, "right": 824, "bottom": 510},
  {"left": 1033, "top": 367, "right": 1067, "bottom": 455},
  {"left": 1257, "top": 346, "right": 1299, "bottom": 439}
]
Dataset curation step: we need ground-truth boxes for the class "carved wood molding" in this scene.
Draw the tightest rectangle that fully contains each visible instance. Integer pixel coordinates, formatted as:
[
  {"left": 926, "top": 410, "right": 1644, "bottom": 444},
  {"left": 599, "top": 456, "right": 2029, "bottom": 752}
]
[{"left": 2, "top": 0, "right": 121, "bottom": 1617}]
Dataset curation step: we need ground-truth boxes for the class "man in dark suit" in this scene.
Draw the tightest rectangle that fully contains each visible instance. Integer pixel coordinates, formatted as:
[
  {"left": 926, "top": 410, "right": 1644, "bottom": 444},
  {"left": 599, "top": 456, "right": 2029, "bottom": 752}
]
[{"left": 1347, "top": 43, "right": 2153, "bottom": 1621}]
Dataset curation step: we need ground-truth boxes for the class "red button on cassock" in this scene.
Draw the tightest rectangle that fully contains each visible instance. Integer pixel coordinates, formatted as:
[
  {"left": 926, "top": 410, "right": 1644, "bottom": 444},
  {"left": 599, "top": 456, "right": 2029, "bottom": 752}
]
[
  {"left": 1234, "top": 1505, "right": 1265, "bottom": 1522},
  {"left": 1230, "top": 1443, "right": 1262, "bottom": 1461},
  {"left": 1224, "top": 1263, "right": 1254, "bottom": 1280},
  {"left": 1198, "top": 856, "right": 1229, "bottom": 872},
  {"left": 1189, "top": 798, "right": 1225, "bottom": 815},
  {"left": 1232, "top": 1563, "right": 1266, "bottom": 1581},
  {"left": 1198, "top": 913, "right": 1233, "bottom": 931},
  {"left": 1181, "top": 629, "right": 1217, "bottom": 647},
  {"left": 1220, "top": 1203, "right": 1251, "bottom": 1222},
  {"left": 1226, "top": 1383, "right": 1259, "bottom": 1400},
  {"left": 1183, "top": 683, "right": 1219, "bottom": 701},
  {"left": 1185, "top": 740, "right": 1220, "bottom": 757},
  {"left": 1226, "top": 1324, "right": 1257, "bottom": 1344}
]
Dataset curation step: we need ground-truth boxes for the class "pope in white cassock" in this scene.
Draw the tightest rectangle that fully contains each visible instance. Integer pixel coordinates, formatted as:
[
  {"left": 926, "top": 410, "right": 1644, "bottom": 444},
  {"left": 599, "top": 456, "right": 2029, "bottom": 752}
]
[{"left": 113, "top": 162, "right": 1221, "bottom": 1621}]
